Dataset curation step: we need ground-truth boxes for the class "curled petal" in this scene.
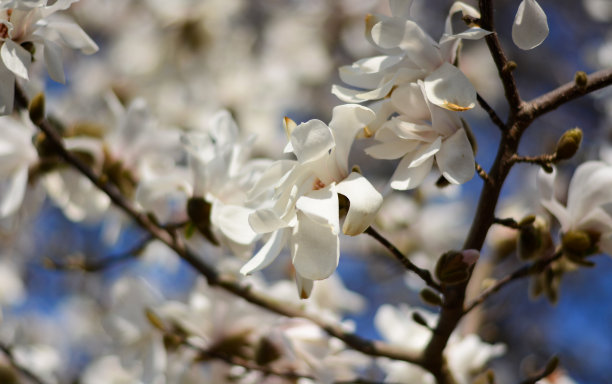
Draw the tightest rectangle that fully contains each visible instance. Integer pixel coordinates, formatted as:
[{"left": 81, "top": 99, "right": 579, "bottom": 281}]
[
  {"left": 43, "top": 40, "right": 65, "bottom": 83},
  {"left": 46, "top": 20, "right": 99, "bottom": 54},
  {"left": 336, "top": 172, "right": 383, "bottom": 236},
  {"left": 329, "top": 104, "right": 376, "bottom": 174},
  {"left": 365, "top": 138, "right": 418, "bottom": 160},
  {"left": 512, "top": 0, "right": 549, "bottom": 50},
  {"left": 295, "top": 271, "right": 314, "bottom": 299},
  {"left": 0, "top": 63, "right": 15, "bottom": 114},
  {"left": 291, "top": 119, "right": 334, "bottom": 164},
  {"left": 338, "top": 55, "right": 402, "bottom": 89},
  {"left": 436, "top": 128, "right": 475, "bottom": 185},
  {"left": 1, "top": 40, "right": 30, "bottom": 80},
  {"left": 0, "top": 166, "right": 28, "bottom": 218},
  {"left": 423, "top": 62, "right": 476, "bottom": 111},
  {"left": 212, "top": 203, "right": 258, "bottom": 245},
  {"left": 390, "top": 149, "right": 436, "bottom": 190},
  {"left": 291, "top": 212, "right": 339, "bottom": 280},
  {"left": 240, "top": 228, "right": 290, "bottom": 275}
]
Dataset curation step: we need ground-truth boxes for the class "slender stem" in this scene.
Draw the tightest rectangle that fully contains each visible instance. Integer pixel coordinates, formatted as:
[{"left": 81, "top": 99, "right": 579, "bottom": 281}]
[
  {"left": 0, "top": 343, "right": 47, "bottom": 384},
  {"left": 477, "top": 93, "right": 506, "bottom": 131},
  {"left": 510, "top": 154, "right": 555, "bottom": 166},
  {"left": 365, "top": 226, "right": 441, "bottom": 291},
  {"left": 463, "top": 250, "right": 563, "bottom": 315},
  {"left": 19, "top": 88, "right": 422, "bottom": 366},
  {"left": 45, "top": 235, "right": 153, "bottom": 272},
  {"left": 492, "top": 217, "right": 520, "bottom": 229},
  {"left": 475, "top": 162, "right": 492, "bottom": 185}
]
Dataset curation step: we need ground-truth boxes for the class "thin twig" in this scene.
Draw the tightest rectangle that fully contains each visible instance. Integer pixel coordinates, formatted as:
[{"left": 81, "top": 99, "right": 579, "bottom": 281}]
[
  {"left": 477, "top": 93, "right": 506, "bottom": 130},
  {"left": 0, "top": 343, "right": 48, "bottom": 384},
  {"left": 463, "top": 250, "right": 563, "bottom": 315},
  {"left": 510, "top": 154, "right": 555, "bottom": 166},
  {"left": 492, "top": 217, "right": 520, "bottom": 229},
  {"left": 18, "top": 87, "right": 423, "bottom": 366},
  {"left": 365, "top": 226, "right": 441, "bottom": 291},
  {"left": 45, "top": 235, "right": 153, "bottom": 272},
  {"left": 521, "top": 68, "right": 612, "bottom": 122},
  {"left": 475, "top": 162, "right": 492, "bottom": 185}
]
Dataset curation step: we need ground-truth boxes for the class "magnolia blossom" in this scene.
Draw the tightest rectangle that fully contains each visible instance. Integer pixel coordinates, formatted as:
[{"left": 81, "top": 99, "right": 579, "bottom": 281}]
[
  {"left": 538, "top": 161, "right": 612, "bottom": 255},
  {"left": 365, "top": 82, "right": 474, "bottom": 190},
  {"left": 512, "top": 0, "right": 549, "bottom": 50},
  {"left": 0, "top": 0, "right": 98, "bottom": 113},
  {"left": 375, "top": 304, "right": 505, "bottom": 384},
  {"left": 0, "top": 115, "right": 37, "bottom": 218},
  {"left": 332, "top": 0, "right": 489, "bottom": 116},
  {"left": 241, "top": 104, "right": 383, "bottom": 298}
]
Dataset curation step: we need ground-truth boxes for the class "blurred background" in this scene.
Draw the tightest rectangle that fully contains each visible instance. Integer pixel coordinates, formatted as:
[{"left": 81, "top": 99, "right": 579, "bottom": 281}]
[{"left": 1, "top": 0, "right": 612, "bottom": 383}]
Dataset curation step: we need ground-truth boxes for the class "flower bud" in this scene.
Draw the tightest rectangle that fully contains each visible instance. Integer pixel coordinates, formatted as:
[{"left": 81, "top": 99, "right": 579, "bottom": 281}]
[
  {"left": 517, "top": 216, "right": 549, "bottom": 260},
  {"left": 561, "top": 230, "right": 593, "bottom": 257},
  {"left": 554, "top": 128, "right": 582, "bottom": 161},
  {"left": 255, "top": 336, "right": 282, "bottom": 366},
  {"left": 420, "top": 288, "right": 443, "bottom": 307},
  {"left": 28, "top": 92, "right": 45, "bottom": 125},
  {"left": 435, "top": 250, "right": 479, "bottom": 285},
  {"left": 574, "top": 71, "right": 588, "bottom": 89},
  {"left": 187, "top": 197, "right": 219, "bottom": 246}
]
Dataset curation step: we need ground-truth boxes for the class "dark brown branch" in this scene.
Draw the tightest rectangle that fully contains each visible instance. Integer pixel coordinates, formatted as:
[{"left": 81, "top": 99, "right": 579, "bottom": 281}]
[
  {"left": 19, "top": 88, "right": 422, "bottom": 366},
  {"left": 478, "top": 0, "right": 522, "bottom": 115},
  {"left": 365, "top": 226, "right": 441, "bottom": 291},
  {"left": 492, "top": 217, "right": 520, "bottom": 229},
  {"left": 45, "top": 235, "right": 153, "bottom": 272},
  {"left": 463, "top": 250, "right": 563, "bottom": 315},
  {"left": 477, "top": 93, "right": 506, "bottom": 130},
  {"left": 0, "top": 343, "right": 47, "bottom": 384},
  {"left": 521, "top": 68, "right": 612, "bottom": 121}
]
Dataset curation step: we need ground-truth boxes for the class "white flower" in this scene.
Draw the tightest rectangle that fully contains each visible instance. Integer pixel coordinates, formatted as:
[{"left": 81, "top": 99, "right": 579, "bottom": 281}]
[
  {"left": 332, "top": 1, "right": 489, "bottom": 113},
  {"left": 365, "top": 82, "right": 474, "bottom": 190},
  {"left": 375, "top": 304, "right": 505, "bottom": 384},
  {"left": 240, "top": 104, "right": 383, "bottom": 298},
  {"left": 0, "top": 0, "right": 98, "bottom": 113},
  {"left": 0, "top": 115, "right": 37, "bottom": 218},
  {"left": 538, "top": 161, "right": 612, "bottom": 255},
  {"left": 512, "top": 0, "right": 549, "bottom": 50}
]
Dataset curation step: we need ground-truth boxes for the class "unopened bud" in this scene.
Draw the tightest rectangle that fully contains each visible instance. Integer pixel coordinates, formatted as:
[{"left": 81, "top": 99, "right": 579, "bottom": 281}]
[
  {"left": 187, "top": 197, "right": 219, "bottom": 246},
  {"left": 435, "top": 250, "right": 479, "bottom": 285},
  {"left": 517, "top": 216, "right": 548, "bottom": 260},
  {"left": 554, "top": 128, "right": 582, "bottom": 161},
  {"left": 420, "top": 288, "right": 443, "bottom": 306},
  {"left": 255, "top": 336, "right": 282, "bottom": 366},
  {"left": 412, "top": 312, "right": 431, "bottom": 329},
  {"left": 574, "top": 71, "right": 588, "bottom": 89},
  {"left": 28, "top": 92, "right": 45, "bottom": 125},
  {"left": 561, "top": 230, "right": 594, "bottom": 257},
  {"left": 503, "top": 61, "right": 517, "bottom": 72}
]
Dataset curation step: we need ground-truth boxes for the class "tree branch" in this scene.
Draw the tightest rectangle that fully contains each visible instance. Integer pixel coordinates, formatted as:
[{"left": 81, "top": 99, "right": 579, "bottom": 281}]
[
  {"left": 463, "top": 250, "right": 563, "bottom": 315},
  {"left": 521, "top": 68, "right": 612, "bottom": 122},
  {"left": 0, "top": 343, "right": 48, "bottom": 384},
  {"left": 477, "top": 93, "right": 506, "bottom": 131},
  {"left": 365, "top": 226, "right": 441, "bottom": 291}
]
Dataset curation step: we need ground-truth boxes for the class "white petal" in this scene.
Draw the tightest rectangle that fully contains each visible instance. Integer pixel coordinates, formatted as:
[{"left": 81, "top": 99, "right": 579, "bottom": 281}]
[
  {"left": 295, "top": 272, "right": 314, "bottom": 299},
  {"left": 43, "top": 39, "right": 65, "bottom": 83},
  {"left": 338, "top": 55, "right": 401, "bottom": 89},
  {"left": 537, "top": 167, "right": 571, "bottom": 230},
  {"left": 445, "top": 2, "right": 481, "bottom": 35},
  {"left": 296, "top": 184, "right": 340, "bottom": 234},
  {"left": 390, "top": 151, "right": 435, "bottom": 190},
  {"left": 46, "top": 20, "right": 99, "bottom": 54},
  {"left": 329, "top": 104, "right": 376, "bottom": 175},
  {"left": 436, "top": 128, "right": 474, "bottom": 184},
  {"left": 291, "top": 212, "right": 339, "bottom": 280},
  {"left": 249, "top": 208, "right": 290, "bottom": 234},
  {"left": 423, "top": 62, "right": 476, "bottom": 111},
  {"left": 0, "top": 166, "right": 28, "bottom": 218},
  {"left": 390, "top": 83, "right": 430, "bottom": 122},
  {"left": 240, "top": 228, "right": 290, "bottom": 275},
  {"left": 212, "top": 203, "right": 257, "bottom": 245},
  {"left": 365, "top": 138, "right": 417, "bottom": 160},
  {"left": 291, "top": 119, "right": 334, "bottom": 164},
  {"left": 1, "top": 40, "right": 30, "bottom": 80},
  {"left": 512, "top": 0, "right": 549, "bottom": 50},
  {"left": 408, "top": 136, "right": 441, "bottom": 168},
  {"left": 336, "top": 172, "right": 383, "bottom": 236}
]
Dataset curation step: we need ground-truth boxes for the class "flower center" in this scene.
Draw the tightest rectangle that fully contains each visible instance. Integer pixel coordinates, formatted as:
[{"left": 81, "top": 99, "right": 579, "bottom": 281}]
[
  {"left": 312, "top": 178, "right": 325, "bottom": 190},
  {"left": 0, "top": 10, "right": 13, "bottom": 40}
]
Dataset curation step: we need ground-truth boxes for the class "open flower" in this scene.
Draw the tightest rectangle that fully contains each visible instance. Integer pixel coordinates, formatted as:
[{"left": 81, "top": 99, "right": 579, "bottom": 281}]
[
  {"left": 538, "top": 161, "right": 612, "bottom": 257},
  {"left": 0, "top": 0, "right": 98, "bottom": 113},
  {"left": 365, "top": 81, "right": 474, "bottom": 190},
  {"left": 240, "top": 104, "right": 383, "bottom": 298},
  {"left": 332, "top": 1, "right": 489, "bottom": 114}
]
